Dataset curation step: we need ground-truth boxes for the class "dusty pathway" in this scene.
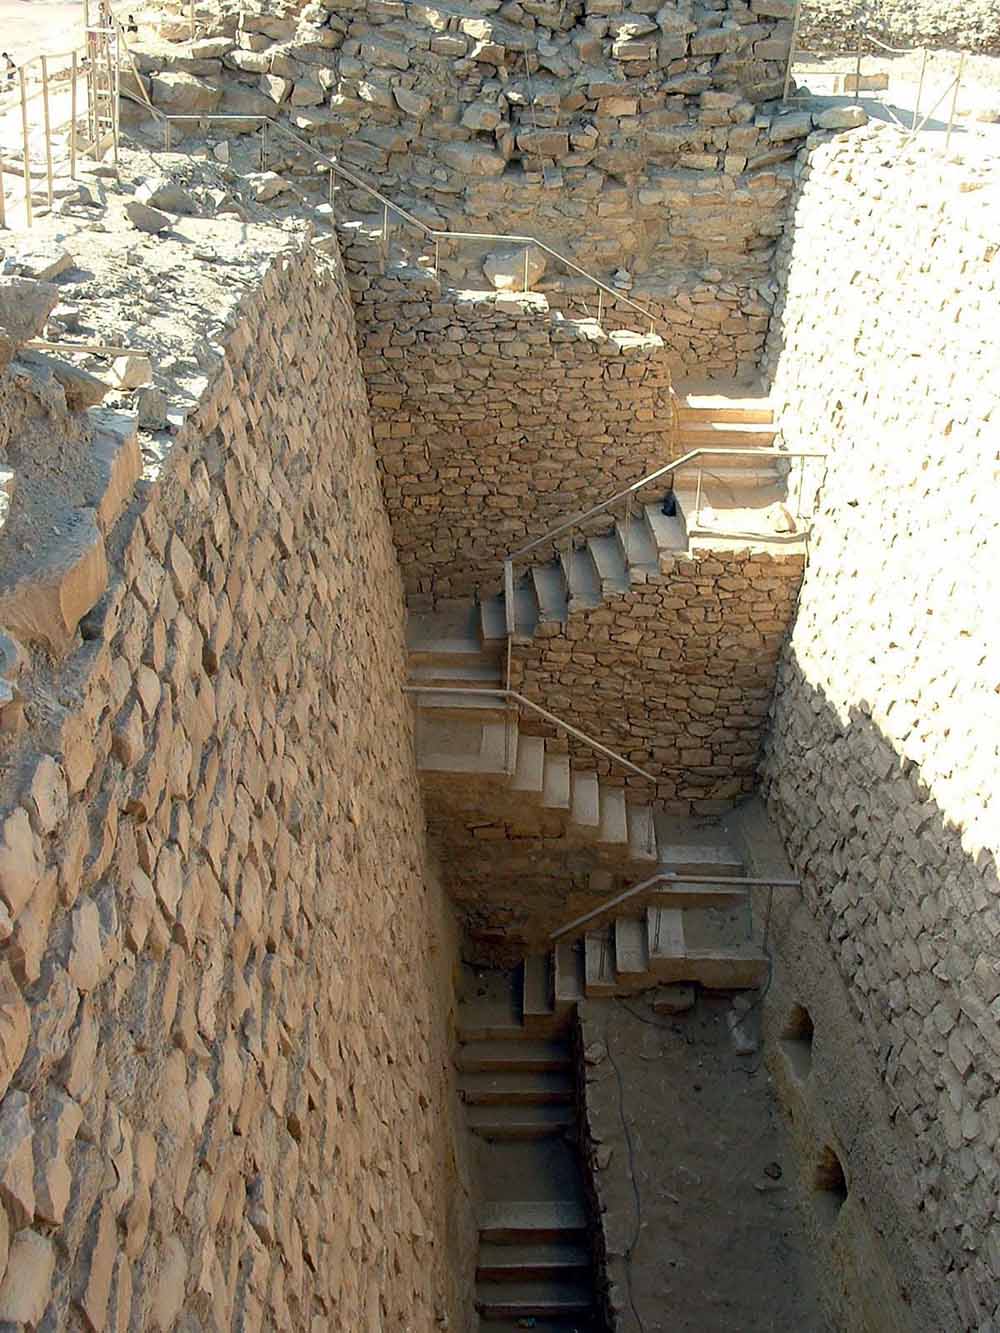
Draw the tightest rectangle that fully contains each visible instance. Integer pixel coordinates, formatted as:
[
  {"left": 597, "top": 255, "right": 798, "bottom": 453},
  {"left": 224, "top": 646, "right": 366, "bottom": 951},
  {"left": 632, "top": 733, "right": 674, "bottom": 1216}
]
[{"left": 583, "top": 993, "right": 827, "bottom": 1333}]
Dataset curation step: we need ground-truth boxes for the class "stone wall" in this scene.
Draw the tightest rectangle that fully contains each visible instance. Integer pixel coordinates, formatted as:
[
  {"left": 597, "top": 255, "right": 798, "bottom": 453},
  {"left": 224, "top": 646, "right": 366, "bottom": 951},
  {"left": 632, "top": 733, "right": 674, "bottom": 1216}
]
[
  {"left": 0, "top": 242, "right": 473, "bottom": 1329},
  {"left": 512, "top": 545, "right": 805, "bottom": 811},
  {"left": 353, "top": 275, "right": 673, "bottom": 601},
  {"left": 135, "top": 0, "right": 814, "bottom": 374},
  {"left": 761, "top": 123, "right": 999, "bottom": 1331},
  {"left": 797, "top": 0, "right": 1000, "bottom": 55}
]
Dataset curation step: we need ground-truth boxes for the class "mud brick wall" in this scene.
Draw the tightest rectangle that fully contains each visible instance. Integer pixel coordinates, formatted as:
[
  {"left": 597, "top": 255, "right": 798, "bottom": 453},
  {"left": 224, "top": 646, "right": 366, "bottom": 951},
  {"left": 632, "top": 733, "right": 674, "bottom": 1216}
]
[
  {"left": 511, "top": 547, "right": 805, "bottom": 813},
  {"left": 0, "top": 243, "right": 472, "bottom": 1329},
  {"left": 761, "top": 124, "right": 999, "bottom": 1331},
  {"left": 353, "top": 280, "right": 674, "bottom": 602}
]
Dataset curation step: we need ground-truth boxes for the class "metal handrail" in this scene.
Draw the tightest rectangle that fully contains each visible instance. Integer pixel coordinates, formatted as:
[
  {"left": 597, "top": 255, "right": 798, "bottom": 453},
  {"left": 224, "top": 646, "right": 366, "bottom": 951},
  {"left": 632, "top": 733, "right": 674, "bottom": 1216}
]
[
  {"left": 550, "top": 870, "right": 801, "bottom": 943},
  {"left": 401, "top": 685, "right": 656, "bottom": 783},
  {"left": 128, "top": 98, "right": 676, "bottom": 338},
  {"left": 506, "top": 446, "right": 827, "bottom": 563}
]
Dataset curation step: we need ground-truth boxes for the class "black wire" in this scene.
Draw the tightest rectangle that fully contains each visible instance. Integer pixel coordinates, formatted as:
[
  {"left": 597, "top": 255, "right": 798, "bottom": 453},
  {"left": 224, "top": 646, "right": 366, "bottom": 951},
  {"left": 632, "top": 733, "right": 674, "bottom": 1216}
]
[{"left": 604, "top": 1023, "right": 647, "bottom": 1333}]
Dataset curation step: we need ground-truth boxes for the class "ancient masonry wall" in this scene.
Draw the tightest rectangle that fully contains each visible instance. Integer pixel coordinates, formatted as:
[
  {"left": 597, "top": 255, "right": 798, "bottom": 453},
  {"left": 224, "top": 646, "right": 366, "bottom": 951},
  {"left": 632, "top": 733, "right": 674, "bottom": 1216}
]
[
  {"left": 351, "top": 273, "right": 673, "bottom": 601},
  {"left": 0, "top": 244, "right": 473, "bottom": 1329},
  {"left": 761, "top": 123, "right": 999, "bottom": 1331},
  {"left": 511, "top": 546, "right": 805, "bottom": 811},
  {"left": 137, "top": 0, "right": 815, "bottom": 376}
]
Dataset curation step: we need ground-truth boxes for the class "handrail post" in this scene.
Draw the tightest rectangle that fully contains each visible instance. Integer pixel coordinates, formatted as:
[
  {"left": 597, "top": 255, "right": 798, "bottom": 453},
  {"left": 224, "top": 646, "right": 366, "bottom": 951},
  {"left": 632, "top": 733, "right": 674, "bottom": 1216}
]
[
  {"left": 19, "top": 67, "right": 33, "bottom": 227},
  {"left": 41, "top": 56, "right": 55, "bottom": 210},
  {"left": 783, "top": 0, "right": 802, "bottom": 102},
  {"left": 695, "top": 466, "right": 704, "bottom": 526},
  {"left": 523, "top": 247, "right": 529, "bottom": 293},
  {"left": 70, "top": 52, "right": 78, "bottom": 180},
  {"left": 912, "top": 47, "right": 927, "bottom": 135},
  {"left": 945, "top": 53, "right": 964, "bottom": 154}
]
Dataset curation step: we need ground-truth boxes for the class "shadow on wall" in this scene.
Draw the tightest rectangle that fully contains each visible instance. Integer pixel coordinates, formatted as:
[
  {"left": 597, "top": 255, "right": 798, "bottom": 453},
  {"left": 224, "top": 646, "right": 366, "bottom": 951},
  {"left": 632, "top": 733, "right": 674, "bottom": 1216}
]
[{"left": 762, "top": 646, "right": 1000, "bottom": 1331}]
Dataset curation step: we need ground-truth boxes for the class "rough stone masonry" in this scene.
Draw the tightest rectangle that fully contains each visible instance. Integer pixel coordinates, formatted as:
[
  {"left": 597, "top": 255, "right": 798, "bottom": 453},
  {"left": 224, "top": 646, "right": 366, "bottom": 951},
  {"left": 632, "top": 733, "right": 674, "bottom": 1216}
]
[
  {"left": 0, "top": 238, "right": 473, "bottom": 1329},
  {"left": 762, "top": 122, "right": 1000, "bottom": 1331}
]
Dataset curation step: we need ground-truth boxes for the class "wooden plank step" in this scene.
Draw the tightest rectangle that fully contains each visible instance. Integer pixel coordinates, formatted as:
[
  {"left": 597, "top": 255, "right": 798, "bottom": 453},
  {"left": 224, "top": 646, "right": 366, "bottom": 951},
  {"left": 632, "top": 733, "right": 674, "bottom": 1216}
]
[
  {"left": 460, "top": 1070, "right": 573, "bottom": 1106},
  {"left": 476, "top": 1242, "right": 590, "bottom": 1282},
  {"left": 531, "top": 562, "right": 568, "bottom": 623},
  {"left": 598, "top": 786, "right": 628, "bottom": 845},
  {"left": 584, "top": 931, "right": 616, "bottom": 998},
  {"left": 457, "top": 1040, "right": 570, "bottom": 1074},
  {"left": 586, "top": 534, "right": 629, "bottom": 595},
  {"left": 542, "top": 751, "right": 571, "bottom": 810},
  {"left": 511, "top": 734, "right": 545, "bottom": 792},
  {"left": 521, "top": 954, "right": 553, "bottom": 1024},
  {"left": 560, "top": 545, "right": 602, "bottom": 611},
  {"left": 475, "top": 1279, "right": 593, "bottom": 1318},
  {"left": 466, "top": 1103, "right": 573, "bottom": 1140},
  {"left": 570, "top": 771, "right": 600, "bottom": 830},
  {"left": 478, "top": 1200, "right": 588, "bottom": 1243}
]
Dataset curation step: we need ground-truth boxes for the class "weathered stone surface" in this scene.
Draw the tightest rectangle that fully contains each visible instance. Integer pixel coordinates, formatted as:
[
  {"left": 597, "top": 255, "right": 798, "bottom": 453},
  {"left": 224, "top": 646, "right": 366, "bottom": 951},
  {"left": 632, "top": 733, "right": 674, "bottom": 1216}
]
[
  {"left": 0, "top": 1229, "right": 54, "bottom": 1324},
  {"left": 149, "top": 71, "right": 223, "bottom": 112},
  {"left": 438, "top": 142, "right": 508, "bottom": 177},
  {"left": 482, "top": 244, "right": 547, "bottom": 291},
  {"left": 0, "top": 277, "right": 60, "bottom": 370},
  {"left": 0, "top": 963, "right": 29, "bottom": 1098},
  {"left": 0, "top": 507, "right": 108, "bottom": 654},
  {"left": 135, "top": 177, "right": 200, "bottom": 214},
  {"left": 814, "top": 104, "right": 869, "bottom": 130},
  {"left": 124, "top": 200, "right": 173, "bottom": 234},
  {"left": 0, "top": 1089, "right": 35, "bottom": 1227}
]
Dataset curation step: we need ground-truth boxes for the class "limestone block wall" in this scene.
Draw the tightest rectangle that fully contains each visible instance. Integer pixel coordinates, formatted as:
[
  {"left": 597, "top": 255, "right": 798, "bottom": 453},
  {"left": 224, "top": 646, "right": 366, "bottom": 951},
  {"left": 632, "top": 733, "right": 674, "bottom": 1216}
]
[
  {"left": 135, "top": 0, "right": 810, "bottom": 374},
  {"left": 761, "top": 123, "right": 999, "bottom": 1330},
  {"left": 352, "top": 276, "right": 674, "bottom": 601},
  {"left": 512, "top": 546, "right": 805, "bottom": 812},
  {"left": 0, "top": 242, "right": 472, "bottom": 1329}
]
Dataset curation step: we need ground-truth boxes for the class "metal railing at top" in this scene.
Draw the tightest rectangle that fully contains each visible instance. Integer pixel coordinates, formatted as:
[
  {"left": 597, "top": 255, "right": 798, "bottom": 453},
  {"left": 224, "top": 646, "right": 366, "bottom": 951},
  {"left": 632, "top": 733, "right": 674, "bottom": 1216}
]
[
  {"left": 549, "top": 869, "right": 801, "bottom": 944},
  {"left": 402, "top": 685, "right": 656, "bottom": 785},
  {"left": 783, "top": 6, "right": 968, "bottom": 151},
  {"left": 500, "top": 445, "right": 828, "bottom": 647}
]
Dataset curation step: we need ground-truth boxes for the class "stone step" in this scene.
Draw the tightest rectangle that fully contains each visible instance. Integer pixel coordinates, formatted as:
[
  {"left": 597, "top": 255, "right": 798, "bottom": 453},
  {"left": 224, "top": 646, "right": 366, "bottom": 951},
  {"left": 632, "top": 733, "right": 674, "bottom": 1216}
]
[
  {"left": 531, "top": 561, "right": 568, "bottom": 623},
  {"left": 477, "top": 1321, "right": 597, "bottom": 1333},
  {"left": 677, "top": 391, "right": 773, "bottom": 424},
  {"left": 586, "top": 533, "right": 629, "bottom": 596},
  {"left": 646, "top": 905, "right": 686, "bottom": 962},
  {"left": 466, "top": 1103, "right": 574, "bottom": 1140},
  {"left": 653, "top": 824, "right": 744, "bottom": 877},
  {"left": 614, "top": 916, "right": 649, "bottom": 979},
  {"left": 476, "top": 1242, "right": 591, "bottom": 1282},
  {"left": 409, "top": 661, "right": 503, "bottom": 689},
  {"left": 583, "top": 931, "right": 616, "bottom": 998},
  {"left": 542, "top": 751, "right": 571, "bottom": 810},
  {"left": 416, "top": 717, "right": 515, "bottom": 776},
  {"left": 677, "top": 422, "right": 776, "bottom": 448},
  {"left": 559, "top": 545, "right": 602, "bottom": 611},
  {"left": 615, "top": 514, "right": 659, "bottom": 579},
  {"left": 410, "top": 690, "right": 508, "bottom": 722},
  {"left": 475, "top": 1278, "right": 593, "bottom": 1319},
  {"left": 460, "top": 1070, "right": 574, "bottom": 1105},
  {"left": 570, "top": 771, "right": 600, "bottom": 832},
  {"left": 511, "top": 734, "right": 545, "bottom": 793},
  {"left": 643, "top": 501, "right": 688, "bottom": 557},
  {"left": 521, "top": 953, "right": 553, "bottom": 1026},
  {"left": 627, "top": 804, "right": 658, "bottom": 862},
  {"left": 598, "top": 786, "right": 628, "bottom": 845},
  {"left": 553, "top": 940, "right": 585, "bottom": 1010},
  {"left": 478, "top": 1200, "right": 588, "bottom": 1243},
  {"left": 480, "top": 585, "right": 538, "bottom": 644},
  {"left": 458, "top": 1040, "right": 571, "bottom": 1074},
  {"left": 408, "top": 635, "right": 499, "bottom": 669}
]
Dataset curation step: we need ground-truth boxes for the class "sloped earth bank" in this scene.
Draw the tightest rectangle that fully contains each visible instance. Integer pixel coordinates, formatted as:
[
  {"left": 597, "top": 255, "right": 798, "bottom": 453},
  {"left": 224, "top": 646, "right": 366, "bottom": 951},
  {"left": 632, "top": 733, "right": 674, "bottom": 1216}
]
[{"left": 580, "top": 993, "right": 826, "bottom": 1332}]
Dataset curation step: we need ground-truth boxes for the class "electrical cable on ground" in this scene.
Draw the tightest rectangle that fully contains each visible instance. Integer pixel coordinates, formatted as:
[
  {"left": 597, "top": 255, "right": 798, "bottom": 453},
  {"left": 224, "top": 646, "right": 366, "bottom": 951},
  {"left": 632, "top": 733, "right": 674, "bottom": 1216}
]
[{"left": 603, "top": 1021, "right": 647, "bottom": 1333}]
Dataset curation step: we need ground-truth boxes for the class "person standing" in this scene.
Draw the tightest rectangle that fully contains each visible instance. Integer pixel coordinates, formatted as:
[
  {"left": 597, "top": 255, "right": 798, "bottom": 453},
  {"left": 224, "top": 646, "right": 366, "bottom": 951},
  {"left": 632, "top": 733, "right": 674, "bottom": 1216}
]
[{"left": 1, "top": 52, "right": 15, "bottom": 94}]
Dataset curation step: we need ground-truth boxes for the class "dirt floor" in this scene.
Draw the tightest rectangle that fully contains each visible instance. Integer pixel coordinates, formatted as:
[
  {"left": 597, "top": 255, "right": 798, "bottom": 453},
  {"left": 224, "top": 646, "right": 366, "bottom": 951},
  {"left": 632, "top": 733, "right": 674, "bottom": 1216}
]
[{"left": 583, "top": 992, "right": 827, "bottom": 1333}]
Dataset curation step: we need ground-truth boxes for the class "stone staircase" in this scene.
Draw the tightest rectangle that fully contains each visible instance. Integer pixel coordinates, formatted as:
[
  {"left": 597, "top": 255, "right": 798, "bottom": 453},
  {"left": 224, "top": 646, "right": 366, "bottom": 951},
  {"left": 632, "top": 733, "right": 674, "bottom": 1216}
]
[{"left": 458, "top": 967, "right": 599, "bottom": 1331}]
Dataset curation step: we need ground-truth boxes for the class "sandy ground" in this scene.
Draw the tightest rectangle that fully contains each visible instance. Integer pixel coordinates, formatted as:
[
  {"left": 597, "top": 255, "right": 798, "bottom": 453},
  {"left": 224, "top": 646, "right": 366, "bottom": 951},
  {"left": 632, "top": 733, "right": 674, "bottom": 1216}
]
[{"left": 585, "top": 992, "right": 827, "bottom": 1333}]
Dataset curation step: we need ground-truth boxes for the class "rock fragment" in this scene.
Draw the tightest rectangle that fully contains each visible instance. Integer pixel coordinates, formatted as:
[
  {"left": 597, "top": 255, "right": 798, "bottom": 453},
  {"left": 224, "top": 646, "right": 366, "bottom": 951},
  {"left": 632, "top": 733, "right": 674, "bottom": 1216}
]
[{"left": 124, "top": 200, "right": 173, "bottom": 234}]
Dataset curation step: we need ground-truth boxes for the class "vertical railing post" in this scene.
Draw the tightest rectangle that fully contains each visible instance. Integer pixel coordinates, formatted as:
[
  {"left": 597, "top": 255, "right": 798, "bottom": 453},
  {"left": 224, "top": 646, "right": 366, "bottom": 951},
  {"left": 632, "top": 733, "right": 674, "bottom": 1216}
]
[
  {"left": 523, "top": 247, "right": 529, "bottom": 292},
  {"left": 41, "top": 56, "right": 55, "bottom": 210},
  {"left": 19, "top": 67, "right": 33, "bottom": 227},
  {"left": 945, "top": 53, "right": 964, "bottom": 155},
  {"left": 111, "top": 30, "right": 120, "bottom": 168},
  {"left": 70, "top": 52, "right": 79, "bottom": 179},
  {"left": 597, "top": 285, "right": 603, "bottom": 325},
  {"left": 623, "top": 490, "right": 632, "bottom": 572},
  {"left": 782, "top": 0, "right": 802, "bottom": 103},
  {"left": 0, "top": 150, "right": 5, "bottom": 230},
  {"left": 912, "top": 47, "right": 927, "bottom": 135},
  {"left": 695, "top": 466, "right": 704, "bottom": 527}
]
